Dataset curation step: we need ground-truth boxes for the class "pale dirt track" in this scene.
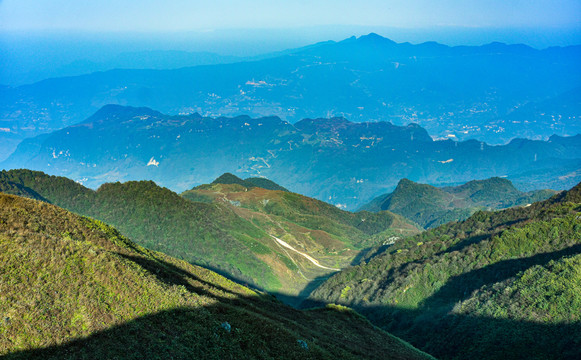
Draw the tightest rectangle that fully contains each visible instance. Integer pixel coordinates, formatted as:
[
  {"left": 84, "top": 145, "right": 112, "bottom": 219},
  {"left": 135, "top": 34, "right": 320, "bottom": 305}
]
[{"left": 270, "top": 235, "right": 341, "bottom": 271}]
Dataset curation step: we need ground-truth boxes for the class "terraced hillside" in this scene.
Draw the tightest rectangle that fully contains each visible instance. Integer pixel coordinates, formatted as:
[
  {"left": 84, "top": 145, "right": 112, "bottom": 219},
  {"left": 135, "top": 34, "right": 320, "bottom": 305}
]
[
  {"left": 0, "top": 192, "right": 433, "bottom": 360},
  {"left": 308, "top": 182, "right": 581, "bottom": 360}
]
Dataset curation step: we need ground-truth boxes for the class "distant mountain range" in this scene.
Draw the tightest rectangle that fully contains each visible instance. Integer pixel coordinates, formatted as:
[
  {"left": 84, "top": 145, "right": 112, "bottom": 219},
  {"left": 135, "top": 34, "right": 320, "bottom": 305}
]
[
  {"left": 1, "top": 33, "right": 579, "bottom": 159},
  {"left": 2, "top": 104, "right": 580, "bottom": 210},
  {"left": 360, "top": 177, "right": 556, "bottom": 228},
  {"left": 0, "top": 169, "right": 418, "bottom": 303},
  {"left": 0, "top": 50, "right": 242, "bottom": 87},
  {"left": 307, "top": 182, "right": 581, "bottom": 360},
  {"left": 0, "top": 190, "right": 432, "bottom": 360}
]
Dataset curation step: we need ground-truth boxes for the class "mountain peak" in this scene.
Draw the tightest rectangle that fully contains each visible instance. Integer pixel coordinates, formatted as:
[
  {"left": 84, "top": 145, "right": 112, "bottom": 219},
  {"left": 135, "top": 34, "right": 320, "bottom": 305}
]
[
  {"left": 460, "top": 176, "right": 516, "bottom": 189},
  {"left": 211, "top": 173, "right": 250, "bottom": 187},
  {"left": 358, "top": 33, "right": 397, "bottom": 45},
  {"left": 207, "top": 173, "right": 289, "bottom": 192},
  {"left": 362, "top": 176, "right": 557, "bottom": 229},
  {"left": 396, "top": 178, "right": 418, "bottom": 188}
]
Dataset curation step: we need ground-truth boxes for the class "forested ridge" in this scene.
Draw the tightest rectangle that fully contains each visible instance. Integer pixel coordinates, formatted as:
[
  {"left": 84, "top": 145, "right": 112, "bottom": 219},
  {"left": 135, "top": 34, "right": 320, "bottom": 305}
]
[{"left": 308, "top": 182, "right": 581, "bottom": 359}]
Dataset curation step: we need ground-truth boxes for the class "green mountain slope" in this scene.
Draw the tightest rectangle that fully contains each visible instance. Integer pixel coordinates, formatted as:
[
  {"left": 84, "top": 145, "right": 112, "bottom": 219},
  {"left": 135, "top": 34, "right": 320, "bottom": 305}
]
[
  {"left": 0, "top": 192, "right": 433, "bottom": 360},
  {"left": 186, "top": 173, "right": 420, "bottom": 247},
  {"left": 211, "top": 172, "right": 257, "bottom": 188},
  {"left": 308, "top": 182, "right": 581, "bottom": 360},
  {"left": 198, "top": 173, "right": 289, "bottom": 192},
  {"left": 0, "top": 169, "right": 277, "bottom": 291},
  {"left": 361, "top": 177, "right": 555, "bottom": 228},
  {"left": 184, "top": 174, "right": 421, "bottom": 302},
  {"left": 0, "top": 169, "right": 419, "bottom": 302},
  {"left": 245, "top": 177, "right": 290, "bottom": 192}
]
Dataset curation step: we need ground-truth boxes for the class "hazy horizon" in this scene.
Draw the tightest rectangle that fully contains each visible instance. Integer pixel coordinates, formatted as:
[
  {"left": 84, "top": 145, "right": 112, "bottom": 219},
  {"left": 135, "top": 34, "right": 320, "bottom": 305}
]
[
  {"left": 2, "top": 0, "right": 580, "bottom": 52},
  {"left": 2, "top": 0, "right": 580, "bottom": 85},
  {"left": 2, "top": 24, "right": 580, "bottom": 86},
  {"left": 1, "top": 0, "right": 579, "bottom": 31}
]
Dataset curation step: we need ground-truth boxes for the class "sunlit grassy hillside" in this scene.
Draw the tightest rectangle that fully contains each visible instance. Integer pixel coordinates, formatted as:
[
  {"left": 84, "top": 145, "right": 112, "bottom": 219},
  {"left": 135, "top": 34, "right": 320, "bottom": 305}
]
[{"left": 0, "top": 192, "right": 433, "bottom": 360}]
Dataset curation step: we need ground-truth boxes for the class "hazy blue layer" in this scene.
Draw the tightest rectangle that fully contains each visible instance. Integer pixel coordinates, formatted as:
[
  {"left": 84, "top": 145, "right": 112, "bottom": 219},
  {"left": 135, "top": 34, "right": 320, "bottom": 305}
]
[
  {"left": 2, "top": 26, "right": 580, "bottom": 86},
  {"left": 1, "top": 0, "right": 579, "bottom": 31}
]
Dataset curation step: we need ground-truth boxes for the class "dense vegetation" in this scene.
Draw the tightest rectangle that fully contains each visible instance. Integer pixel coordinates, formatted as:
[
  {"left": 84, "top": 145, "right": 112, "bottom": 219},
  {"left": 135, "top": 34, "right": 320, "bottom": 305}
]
[
  {"left": 0, "top": 169, "right": 418, "bottom": 301},
  {"left": 198, "top": 172, "right": 289, "bottom": 192},
  {"left": 245, "top": 177, "right": 290, "bottom": 192},
  {"left": 361, "top": 177, "right": 555, "bottom": 228},
  {"left": 0, "top": 192, "right": 433, "bottom": 360},
  {"left": 308, "top": 183, "right": 581, "bottom": 359},
  {"left": 0, "top": 169, "right": 278, "bottom": 291}
]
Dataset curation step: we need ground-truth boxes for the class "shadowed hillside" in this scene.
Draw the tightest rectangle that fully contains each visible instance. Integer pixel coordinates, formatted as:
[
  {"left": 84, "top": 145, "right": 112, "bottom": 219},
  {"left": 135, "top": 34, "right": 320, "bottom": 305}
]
[{"left": 307, "top": 182, "right": 581, "bottom": 359}]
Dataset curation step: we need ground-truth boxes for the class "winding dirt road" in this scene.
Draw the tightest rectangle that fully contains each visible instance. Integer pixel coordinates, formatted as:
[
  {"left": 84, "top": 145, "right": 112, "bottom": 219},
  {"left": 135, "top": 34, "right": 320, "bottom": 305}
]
[{"left": 270, "top": 235, "right": 341, "bottom": 271}]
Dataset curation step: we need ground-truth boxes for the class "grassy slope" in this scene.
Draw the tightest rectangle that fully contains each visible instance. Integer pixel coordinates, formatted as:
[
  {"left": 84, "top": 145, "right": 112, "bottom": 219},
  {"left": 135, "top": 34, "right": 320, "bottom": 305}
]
[
  {"left": 0, "top": 192, "right": 433, "bottom": 360},
  {"left": 308, "top": 183, "right": 581, "bottom": 360},
  {"left": 182, "top": 182, "right": 420, "bottom": 284},
  {"left": 0, "top": 169, "right": 419, "bottom": 300},
  {"left": 0, "top": 170, "right": 280, "bottom": 292},
  {"left": 183, "top": 181, "right": 420, "bottom": 247},
  {"left": 361, "top": 177, "right": 556, "bottom": 228}
]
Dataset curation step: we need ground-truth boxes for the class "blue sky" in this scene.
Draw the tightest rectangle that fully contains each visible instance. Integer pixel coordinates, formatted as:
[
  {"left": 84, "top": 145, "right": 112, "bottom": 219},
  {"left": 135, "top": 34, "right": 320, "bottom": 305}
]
[{"left": 1, "top": 0, "right": 580, "bottom": 32}]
